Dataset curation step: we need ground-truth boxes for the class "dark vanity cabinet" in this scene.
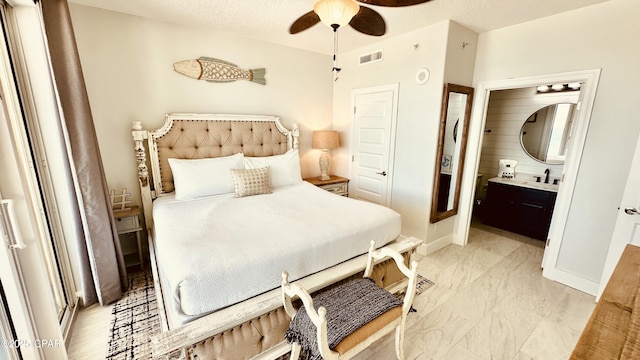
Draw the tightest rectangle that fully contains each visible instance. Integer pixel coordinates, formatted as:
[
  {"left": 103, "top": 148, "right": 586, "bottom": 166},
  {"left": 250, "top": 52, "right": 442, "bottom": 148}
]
[
  {"left": 437, "top": 173, "right": 452, "bottom": 212},
  {"left": 484, "top": 181, "right": 557, "bottom": 240}
]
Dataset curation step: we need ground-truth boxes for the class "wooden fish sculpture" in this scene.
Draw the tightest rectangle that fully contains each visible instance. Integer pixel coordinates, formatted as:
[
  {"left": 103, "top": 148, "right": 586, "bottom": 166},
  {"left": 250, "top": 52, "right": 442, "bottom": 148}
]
[{"left": 173, "top": 57, "right": 266, "bottom": 85}]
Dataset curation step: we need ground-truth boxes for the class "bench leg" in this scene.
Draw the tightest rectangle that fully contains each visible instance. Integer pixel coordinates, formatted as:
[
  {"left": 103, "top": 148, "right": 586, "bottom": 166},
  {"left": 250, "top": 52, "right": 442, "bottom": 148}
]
[
  {"left": 395, "top": 325, "right": 405, "bottom": 360},
  {"left": 290, "top": 343, "right": 301, "bottom": 360}
]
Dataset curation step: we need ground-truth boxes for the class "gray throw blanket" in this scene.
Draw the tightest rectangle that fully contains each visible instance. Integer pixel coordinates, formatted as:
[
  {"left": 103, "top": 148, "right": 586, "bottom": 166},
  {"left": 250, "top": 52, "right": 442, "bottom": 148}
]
[{"left": 284, "top": 278, "right": 403, "bottom": 360}]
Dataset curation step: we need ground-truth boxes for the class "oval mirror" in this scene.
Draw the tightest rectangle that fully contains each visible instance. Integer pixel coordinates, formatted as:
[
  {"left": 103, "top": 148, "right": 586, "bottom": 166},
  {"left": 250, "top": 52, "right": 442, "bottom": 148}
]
[{"left": 520, "top": 103, "right": 577, "bottom": 165}]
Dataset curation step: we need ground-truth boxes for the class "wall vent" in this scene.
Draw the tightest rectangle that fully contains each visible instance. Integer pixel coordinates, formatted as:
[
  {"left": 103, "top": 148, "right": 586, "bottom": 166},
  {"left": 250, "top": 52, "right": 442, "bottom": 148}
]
[{"left": 359, "top": 50, "right": 383, "bottom": 65}]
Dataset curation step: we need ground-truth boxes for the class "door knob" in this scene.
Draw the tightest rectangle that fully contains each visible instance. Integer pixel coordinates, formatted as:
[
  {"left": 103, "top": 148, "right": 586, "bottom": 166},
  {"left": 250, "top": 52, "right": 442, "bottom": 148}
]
[
  {"left": 376, "top": 171, "right": 387, "bottom": 176},
  {"left": 625, "top": 207, "right": 640, "bottom": 215}
]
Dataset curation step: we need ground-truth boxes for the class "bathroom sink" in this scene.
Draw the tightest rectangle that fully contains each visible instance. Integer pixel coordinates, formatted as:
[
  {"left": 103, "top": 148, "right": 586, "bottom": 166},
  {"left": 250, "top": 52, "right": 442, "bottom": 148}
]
[
  {"left": 527, "top": 181, "right": 560, "bottom": 191},
  {"left": 506, "top": 179, "right": 528, "bottom": 185},
  {"left": 488, "top": 177, "right": 559, "bottom": 192}
]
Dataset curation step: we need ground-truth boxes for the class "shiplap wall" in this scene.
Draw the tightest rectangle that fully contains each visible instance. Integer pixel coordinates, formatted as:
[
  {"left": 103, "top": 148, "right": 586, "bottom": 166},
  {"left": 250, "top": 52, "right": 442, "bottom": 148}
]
[
  {"left": 476, "top": 87, "right": 579, "bottom": 200},
  {"left": 442, "top": 92, "right": 466, "bottom": 174}
]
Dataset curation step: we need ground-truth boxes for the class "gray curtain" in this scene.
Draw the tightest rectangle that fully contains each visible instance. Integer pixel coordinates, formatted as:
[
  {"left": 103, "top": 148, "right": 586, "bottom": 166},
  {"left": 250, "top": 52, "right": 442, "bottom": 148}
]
[{"left": 40, "top": 0, "right": 127, "bottom": 305}]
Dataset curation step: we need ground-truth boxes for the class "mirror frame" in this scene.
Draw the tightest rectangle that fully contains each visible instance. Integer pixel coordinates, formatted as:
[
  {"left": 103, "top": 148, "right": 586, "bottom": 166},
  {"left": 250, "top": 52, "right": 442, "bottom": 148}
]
[{"left": 430, "top": 83, "right": 474, "bottom": 223}]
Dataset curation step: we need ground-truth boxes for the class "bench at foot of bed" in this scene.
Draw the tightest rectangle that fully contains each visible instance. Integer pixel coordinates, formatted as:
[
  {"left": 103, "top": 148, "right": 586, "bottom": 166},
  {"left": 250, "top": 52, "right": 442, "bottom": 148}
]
[{"left": 152, "top": 237, "right": 422, "bottom": 360}]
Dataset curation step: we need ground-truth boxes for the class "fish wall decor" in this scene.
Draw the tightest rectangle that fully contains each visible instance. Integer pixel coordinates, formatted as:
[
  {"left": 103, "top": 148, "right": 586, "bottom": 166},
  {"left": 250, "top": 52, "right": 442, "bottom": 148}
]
[{"left": 173, "top": 56, "right": 266, "bottom": 85}]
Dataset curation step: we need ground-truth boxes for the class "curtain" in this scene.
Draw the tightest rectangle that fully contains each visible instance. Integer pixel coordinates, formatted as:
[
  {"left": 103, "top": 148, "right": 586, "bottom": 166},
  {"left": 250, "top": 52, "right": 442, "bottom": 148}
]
[{"left": 40, "top": 0, "right": 127, "bottom": 305}]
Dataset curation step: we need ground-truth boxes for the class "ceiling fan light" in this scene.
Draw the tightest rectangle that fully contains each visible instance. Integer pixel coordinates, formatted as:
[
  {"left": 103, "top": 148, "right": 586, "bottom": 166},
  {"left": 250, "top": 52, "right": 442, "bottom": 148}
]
[{"left": 314, "top": 0, "right": 360, "bottom": 28}]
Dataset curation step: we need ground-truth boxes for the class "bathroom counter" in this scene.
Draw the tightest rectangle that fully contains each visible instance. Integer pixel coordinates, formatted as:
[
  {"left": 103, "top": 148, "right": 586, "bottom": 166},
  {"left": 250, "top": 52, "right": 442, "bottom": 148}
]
[{"left": 488, "top": 177, "right": 559, "bottom": 193}]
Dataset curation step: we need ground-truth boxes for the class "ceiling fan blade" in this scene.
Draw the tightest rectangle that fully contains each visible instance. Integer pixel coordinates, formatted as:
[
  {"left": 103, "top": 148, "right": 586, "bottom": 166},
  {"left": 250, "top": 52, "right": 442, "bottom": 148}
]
[
  {"left": 289, "top": 11, "right": 321, "bottom": 34},
  {"left": 357, "top": 0, "right": 431, "bottom": 7},
  {"left": 349, "top": 6, "right": 386, "bottom": 36}
]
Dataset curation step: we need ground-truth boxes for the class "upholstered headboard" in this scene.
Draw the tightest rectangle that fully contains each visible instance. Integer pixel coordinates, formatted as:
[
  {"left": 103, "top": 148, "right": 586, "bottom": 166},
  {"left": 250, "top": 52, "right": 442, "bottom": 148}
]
[{"left": 131, "top": 113, "right": 299, "bottom": 218}]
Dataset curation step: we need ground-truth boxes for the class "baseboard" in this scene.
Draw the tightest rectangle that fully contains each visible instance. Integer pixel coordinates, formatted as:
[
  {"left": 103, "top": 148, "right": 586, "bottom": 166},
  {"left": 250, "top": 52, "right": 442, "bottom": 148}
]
[
  {"left": 417, "top": 234, "right": 453, "bottom": 256},
  {"left": 542, "top": 267, "right": 599, "bottom": 296}
]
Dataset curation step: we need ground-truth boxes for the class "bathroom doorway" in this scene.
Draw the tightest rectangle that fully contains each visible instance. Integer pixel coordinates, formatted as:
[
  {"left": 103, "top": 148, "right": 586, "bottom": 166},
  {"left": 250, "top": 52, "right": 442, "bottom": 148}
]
[
  {"left": 455, "top": 70, "right": 601, "bottom": 295},
  {"left": 471, "top": 86, "right": 580, "bottom": 240}
]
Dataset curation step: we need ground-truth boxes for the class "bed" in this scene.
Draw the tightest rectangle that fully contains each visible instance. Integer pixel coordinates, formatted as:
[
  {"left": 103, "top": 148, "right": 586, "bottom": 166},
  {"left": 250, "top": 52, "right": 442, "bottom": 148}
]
[{"left": 130, "top": 113, "right": 422, "bottom": 359}]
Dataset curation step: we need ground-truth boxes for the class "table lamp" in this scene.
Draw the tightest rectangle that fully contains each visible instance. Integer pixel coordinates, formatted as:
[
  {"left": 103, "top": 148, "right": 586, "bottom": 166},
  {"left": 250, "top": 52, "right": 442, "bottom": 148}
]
[{"left": 312, "top": 130, "right": 339, "bottom": 181}]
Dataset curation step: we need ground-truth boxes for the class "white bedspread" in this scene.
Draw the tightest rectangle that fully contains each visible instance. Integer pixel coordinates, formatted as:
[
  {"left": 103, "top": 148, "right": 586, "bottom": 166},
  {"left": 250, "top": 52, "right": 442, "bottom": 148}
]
[{"left": 152, "top": 181, "right": 401, "bottom": 324}]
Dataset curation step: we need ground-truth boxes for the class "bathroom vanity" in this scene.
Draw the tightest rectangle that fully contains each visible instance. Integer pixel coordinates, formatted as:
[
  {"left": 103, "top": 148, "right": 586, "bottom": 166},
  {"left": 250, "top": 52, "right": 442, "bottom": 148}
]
[{"left": 484, "top": 177, "right": 558, "bottom": 240}]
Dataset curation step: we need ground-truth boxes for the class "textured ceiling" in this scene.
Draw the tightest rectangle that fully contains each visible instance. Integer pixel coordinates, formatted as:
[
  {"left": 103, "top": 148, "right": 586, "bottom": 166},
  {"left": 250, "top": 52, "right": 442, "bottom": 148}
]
[{"left": 69, "top": 0, "right": 609, "bottom": 55}]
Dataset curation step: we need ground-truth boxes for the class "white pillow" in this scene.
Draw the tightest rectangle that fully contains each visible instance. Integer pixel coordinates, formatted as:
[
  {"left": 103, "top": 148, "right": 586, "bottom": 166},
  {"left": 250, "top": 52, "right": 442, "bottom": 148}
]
[
  {"left": 168, "top": 153, "right": 244, "bottom": 200},
  {"left": 244, "top": 149, "right": 302, "bottom": 188}
]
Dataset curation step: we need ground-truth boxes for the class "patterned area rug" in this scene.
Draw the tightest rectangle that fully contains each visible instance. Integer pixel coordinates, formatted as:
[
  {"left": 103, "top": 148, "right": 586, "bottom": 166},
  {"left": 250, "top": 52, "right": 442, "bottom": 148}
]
[
  {"left": 104, "top": 271, "right": 433, "bottom": 360},
  {"left": 106, "top": 271, "right": 160, "bottom": 360},
  {"left": 416, "top": 274, "right": 436, "bottom": 295}
]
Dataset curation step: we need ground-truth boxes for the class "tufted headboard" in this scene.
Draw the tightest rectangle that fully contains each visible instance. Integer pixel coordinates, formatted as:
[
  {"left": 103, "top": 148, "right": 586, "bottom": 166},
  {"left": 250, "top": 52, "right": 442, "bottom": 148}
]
[{"left": 131, "top": 113, "right": 299, "bottom": 203}]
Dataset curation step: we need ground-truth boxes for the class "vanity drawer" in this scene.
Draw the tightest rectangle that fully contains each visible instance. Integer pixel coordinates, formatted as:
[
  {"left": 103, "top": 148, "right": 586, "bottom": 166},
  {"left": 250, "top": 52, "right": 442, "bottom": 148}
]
[{"left": 519, "top": 187, "right": 554, "bottom": 204}]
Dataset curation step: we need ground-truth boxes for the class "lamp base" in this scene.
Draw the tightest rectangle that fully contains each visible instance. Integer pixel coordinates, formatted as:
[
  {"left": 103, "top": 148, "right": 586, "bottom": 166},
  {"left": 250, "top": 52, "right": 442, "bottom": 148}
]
[{"left": 319, "top": 150, "right": 330, "bottom": 181}]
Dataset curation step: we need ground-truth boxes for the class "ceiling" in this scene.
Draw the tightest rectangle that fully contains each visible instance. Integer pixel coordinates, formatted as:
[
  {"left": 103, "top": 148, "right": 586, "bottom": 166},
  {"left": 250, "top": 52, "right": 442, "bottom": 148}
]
[{"left": 69, "top": 0, "right": 609, "bottom": 55}]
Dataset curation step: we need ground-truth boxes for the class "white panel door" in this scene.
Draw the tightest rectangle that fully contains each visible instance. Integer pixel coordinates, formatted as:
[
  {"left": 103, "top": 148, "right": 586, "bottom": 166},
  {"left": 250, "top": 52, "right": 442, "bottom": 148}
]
[
  {"left": 597, "top": 133, "right": 640, "bottom": 300},
  {"left": 351, "top": 85, "right": 398, "bottom": 206}
]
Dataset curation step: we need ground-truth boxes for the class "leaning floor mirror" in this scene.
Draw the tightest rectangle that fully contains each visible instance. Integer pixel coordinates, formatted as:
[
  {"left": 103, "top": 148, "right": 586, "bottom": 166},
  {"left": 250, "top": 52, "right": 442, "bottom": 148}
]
[{"left": 430, "top": 83, "right": 474, "bottom": 223}]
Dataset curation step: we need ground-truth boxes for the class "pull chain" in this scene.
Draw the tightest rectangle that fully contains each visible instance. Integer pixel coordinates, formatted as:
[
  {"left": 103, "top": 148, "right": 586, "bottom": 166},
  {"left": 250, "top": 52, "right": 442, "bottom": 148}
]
[{"left": 332, "top": 25, "right": 341, "bottom": 81}]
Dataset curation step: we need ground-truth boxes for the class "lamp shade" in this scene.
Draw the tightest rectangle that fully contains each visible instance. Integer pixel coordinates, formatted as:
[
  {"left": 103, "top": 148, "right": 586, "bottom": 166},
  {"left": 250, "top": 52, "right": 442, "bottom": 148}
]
[
  {"left": 313, "top": 0, "right": 359, "bottom": 28},
  {"left": 312, "top": 130, "right": 339, "bottom": 150}
]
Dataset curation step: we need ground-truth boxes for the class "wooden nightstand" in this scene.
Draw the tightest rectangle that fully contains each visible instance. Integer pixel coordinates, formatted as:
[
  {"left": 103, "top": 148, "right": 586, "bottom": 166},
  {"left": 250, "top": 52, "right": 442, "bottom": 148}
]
[
  {"left": 304, "top": 175, "right": 350, "bottom": 196},
  {"left": 114, "top": 206, "right": 144, "bottom": 270}
]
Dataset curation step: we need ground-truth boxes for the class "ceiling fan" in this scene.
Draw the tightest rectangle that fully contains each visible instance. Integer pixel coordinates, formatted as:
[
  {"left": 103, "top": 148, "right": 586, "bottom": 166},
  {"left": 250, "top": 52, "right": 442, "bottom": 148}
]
[{"left": 289, "top": 0, "right": 432, "bottom": 37}]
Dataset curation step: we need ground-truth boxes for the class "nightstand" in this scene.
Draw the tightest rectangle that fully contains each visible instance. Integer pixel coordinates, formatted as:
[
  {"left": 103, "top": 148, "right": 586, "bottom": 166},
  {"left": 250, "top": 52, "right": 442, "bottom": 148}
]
[
  {"left": 304, "top": 175, "right": 350, "bottom": 196},
  {"left": 114, "top": 206, "right": 144, "bottom": 270}
]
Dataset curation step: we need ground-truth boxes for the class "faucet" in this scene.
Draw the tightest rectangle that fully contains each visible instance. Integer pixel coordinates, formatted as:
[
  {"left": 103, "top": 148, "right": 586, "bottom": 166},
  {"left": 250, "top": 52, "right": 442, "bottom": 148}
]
[{"left": 544, "top": 169, "right": 550, "bottom": 184}]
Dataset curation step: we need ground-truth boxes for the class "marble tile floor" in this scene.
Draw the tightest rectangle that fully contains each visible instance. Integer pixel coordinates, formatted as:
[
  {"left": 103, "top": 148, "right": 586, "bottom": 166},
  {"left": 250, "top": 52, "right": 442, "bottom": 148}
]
[
  {"left": 67, "top": 223, "right": 596, "bottom": 359},
  {"left": 353, "top": 224, "right": 596, "bottom": 360}
]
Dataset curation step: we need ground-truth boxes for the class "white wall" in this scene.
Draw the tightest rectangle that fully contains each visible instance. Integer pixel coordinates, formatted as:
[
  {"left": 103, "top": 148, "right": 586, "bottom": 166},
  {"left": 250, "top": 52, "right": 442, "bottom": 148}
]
[
  {"left": 333, "top": 20, "right": 477, "bottom": 247},
  {"left": 473, "top": 0, "right": 640, "bottom": 282},
  {"left": 68, "top": 4, "right": 333, "bottom": 211}
]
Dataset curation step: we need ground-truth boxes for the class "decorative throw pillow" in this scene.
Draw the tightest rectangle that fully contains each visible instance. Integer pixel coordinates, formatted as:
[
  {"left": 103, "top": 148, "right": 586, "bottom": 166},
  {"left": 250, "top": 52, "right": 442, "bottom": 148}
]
[
  {"left": 168, "top": 153, "right": 244, "bottom": 200},
  {"left": 230, "top": 166, "right": 272, "bottom": 198},
  {"left": 244, "top": 149, "right": 302, "bottom": 188}
]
